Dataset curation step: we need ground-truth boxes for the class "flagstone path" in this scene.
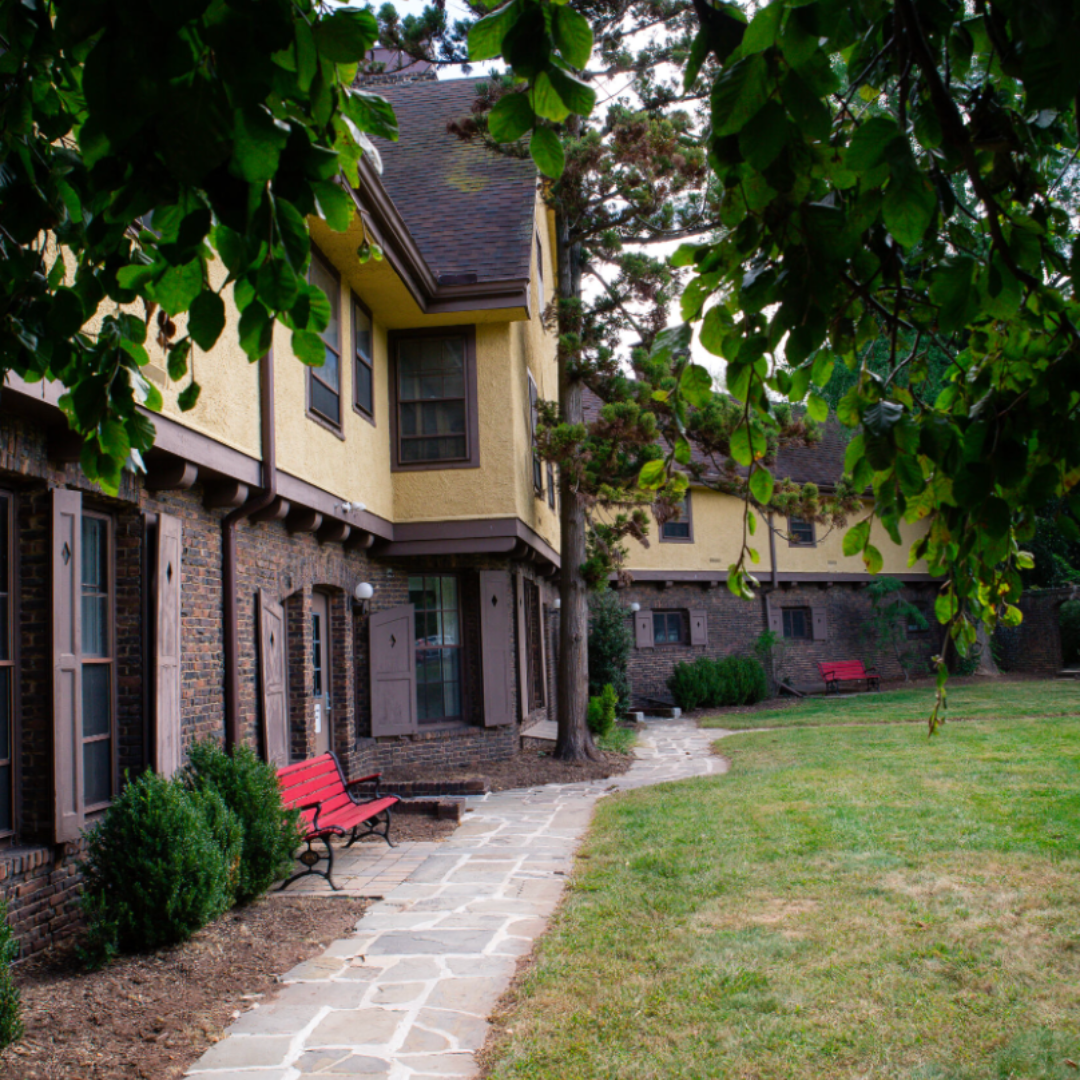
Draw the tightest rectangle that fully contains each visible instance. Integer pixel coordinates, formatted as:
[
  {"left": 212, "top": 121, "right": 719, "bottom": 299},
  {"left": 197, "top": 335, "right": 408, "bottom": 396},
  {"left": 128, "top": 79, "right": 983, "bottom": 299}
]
[{"left": 186, "top": 718, "right": 724, "bottom": 1079}]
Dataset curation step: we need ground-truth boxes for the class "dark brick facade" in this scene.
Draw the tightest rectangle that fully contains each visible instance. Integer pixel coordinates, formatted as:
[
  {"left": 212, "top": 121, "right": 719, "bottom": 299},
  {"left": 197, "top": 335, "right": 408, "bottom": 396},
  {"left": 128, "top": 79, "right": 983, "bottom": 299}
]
[
  {"left": 0, "top": 416, "right": 559, "bottom": 958},
  {"left": 994, "top": 586, "right": 1080, "bottom": 676},
  {"left": 617, "top": 579, "right": 943, "bottom": 705}
]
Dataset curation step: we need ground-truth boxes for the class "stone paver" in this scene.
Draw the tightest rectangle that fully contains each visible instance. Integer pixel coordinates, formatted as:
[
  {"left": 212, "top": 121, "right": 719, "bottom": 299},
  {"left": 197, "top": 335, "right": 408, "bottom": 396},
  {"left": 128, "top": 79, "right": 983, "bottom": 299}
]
[{"left": 186, "top": 718, "right": 721, "bottom": 1079}]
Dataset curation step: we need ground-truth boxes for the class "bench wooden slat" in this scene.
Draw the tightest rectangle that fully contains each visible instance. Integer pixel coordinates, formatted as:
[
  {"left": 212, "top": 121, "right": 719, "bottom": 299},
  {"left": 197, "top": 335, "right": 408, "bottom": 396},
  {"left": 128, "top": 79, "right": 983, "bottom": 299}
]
[{"left": 277, "top": 752, "right": 401, "bottom": 890}]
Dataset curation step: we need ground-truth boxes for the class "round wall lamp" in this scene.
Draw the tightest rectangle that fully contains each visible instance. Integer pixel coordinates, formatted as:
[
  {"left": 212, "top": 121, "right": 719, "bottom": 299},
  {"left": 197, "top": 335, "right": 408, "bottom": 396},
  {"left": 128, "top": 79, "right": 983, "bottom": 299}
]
[
  {"left": 354, "top": 581, "right": 374, "bottom": 613},
  {"left": 629, "top": 602, "right": 641, "bottom": 613},
  {"left": 553, "top": 597, "right": 562, "bottom": 610}
]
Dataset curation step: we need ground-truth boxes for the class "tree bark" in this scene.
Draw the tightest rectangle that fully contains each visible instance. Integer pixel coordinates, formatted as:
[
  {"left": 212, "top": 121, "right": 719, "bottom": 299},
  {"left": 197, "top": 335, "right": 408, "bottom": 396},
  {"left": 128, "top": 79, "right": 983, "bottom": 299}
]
[
  {"left": 554, "top": 203, "right": 600, "bottom": 762},
  {"left": 974, "top": 621, "right": 1001, "bottom": 677}
]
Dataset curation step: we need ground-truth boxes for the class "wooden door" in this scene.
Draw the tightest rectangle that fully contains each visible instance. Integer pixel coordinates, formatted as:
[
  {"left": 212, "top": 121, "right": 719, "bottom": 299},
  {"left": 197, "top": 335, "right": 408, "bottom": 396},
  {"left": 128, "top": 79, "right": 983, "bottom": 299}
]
[
  {"left": 311, "top": 592, "right": 331, "bottom": 755},
  {"left": 257, "top": 589, "right": 289, "bottom": 766},
  {"left": 479, "top": 570, "right": 515, "bottom": 726},
  {"left": 370, "top": 604, "right": 417, "bottom": 736}
]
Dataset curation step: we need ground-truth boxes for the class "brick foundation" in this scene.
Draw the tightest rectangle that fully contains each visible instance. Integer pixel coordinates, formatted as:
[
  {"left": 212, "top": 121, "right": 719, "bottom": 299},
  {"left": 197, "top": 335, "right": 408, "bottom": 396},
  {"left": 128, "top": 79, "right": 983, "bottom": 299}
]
[{"left": 994, "top": 586, "right": 1080, "bottom": 676}]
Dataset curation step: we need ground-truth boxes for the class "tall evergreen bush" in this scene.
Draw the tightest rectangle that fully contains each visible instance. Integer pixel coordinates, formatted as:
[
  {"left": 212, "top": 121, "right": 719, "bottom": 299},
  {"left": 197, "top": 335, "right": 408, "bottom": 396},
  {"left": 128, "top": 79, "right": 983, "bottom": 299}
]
[
  {"left": 587, "top": 590, "right": 633, "bottom": 712},
  {"left": 186, "top": 740, "right": 300, "bottom": 902},
  {"left": 81, "top": 771, "right": 239, "bottom": 958},
  {"left": 667, "top": 655, "right": 768, "bottom": 711},
  {"left": 0, "top": 901, "right": 21, "bottom": 1050}
]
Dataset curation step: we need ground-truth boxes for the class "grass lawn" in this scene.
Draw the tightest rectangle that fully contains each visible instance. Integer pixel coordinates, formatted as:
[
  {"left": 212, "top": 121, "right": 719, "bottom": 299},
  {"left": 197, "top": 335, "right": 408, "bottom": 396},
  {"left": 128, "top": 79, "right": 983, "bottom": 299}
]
[
  {"left": 700, "top": 678, "right": 1080, "bottom": 731},
  {"left": 482, "top": 710, "right": 1080, "bottom": 1079}
]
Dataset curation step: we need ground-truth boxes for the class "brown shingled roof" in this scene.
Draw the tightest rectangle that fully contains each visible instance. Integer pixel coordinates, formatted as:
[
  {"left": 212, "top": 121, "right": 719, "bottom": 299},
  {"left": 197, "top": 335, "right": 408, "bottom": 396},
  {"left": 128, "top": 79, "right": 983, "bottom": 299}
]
[
  {"left": 373, "top": 77, "right": 537, "bottom": 286},
  {"left": 582, "top": 386, "right": 850, "bottom": 488}
]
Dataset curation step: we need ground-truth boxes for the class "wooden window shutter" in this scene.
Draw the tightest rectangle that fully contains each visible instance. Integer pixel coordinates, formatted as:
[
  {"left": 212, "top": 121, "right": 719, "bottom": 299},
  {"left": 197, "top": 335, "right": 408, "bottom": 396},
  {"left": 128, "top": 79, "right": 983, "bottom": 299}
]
[
  {"left": 369, "top": 604, "right": 417, "bottom": 736},
  {"left": 52, "top": 488, "right": 83, "bottom": 843},
  {"left": 634, "top": 611, "right": 654, "bottom": 649},
  {"left": 154, "top": 514, "right": 183, "bottom": 776},
  {"left": 812, "top": 607, "right": 829, "bottom": 640},
  {"left": 480, "top": 570, "right": 516, "bottom": 726},
  {"left": 767, "top": 601, "right": 783, "bottom": 636},
  {"left": 257, "top": 589, "right": 290, "bottom": 765},
  {"left": 689, "top": 610, "right": 708, "bottom": 646}
]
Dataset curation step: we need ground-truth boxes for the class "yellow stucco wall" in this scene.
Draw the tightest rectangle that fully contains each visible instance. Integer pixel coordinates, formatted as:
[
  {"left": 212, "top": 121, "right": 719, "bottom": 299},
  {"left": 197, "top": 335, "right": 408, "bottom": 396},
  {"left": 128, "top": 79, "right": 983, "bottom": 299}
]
[
  {"left": 620, "top": 489, "right": 772, "bottom": 573},
  {"left": 621, "top": 487, "right": 930, "bottom": 576}
]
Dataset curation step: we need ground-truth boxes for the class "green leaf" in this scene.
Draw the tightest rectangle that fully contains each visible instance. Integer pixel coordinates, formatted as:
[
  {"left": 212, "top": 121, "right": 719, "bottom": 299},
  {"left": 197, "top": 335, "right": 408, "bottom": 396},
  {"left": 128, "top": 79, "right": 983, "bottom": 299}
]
[
  {"left": 489, "top": 92, "right": 534, "bottom": 142},
  {"left": 546, "top": 68, "right": 597, "bottom": 116},
  {"left": 929, "top": 256, "right": 977, "bottom": 333},
  {"left": 532, "top": 72, "right": 572, "bottom": 122},
  {"left": 699, "top": 306, "right": 729, "bottom": 356},
  {"left": 883, "top": 169, "right": 937, "bottom": 248},
  {"left": 780, "top": 69, "right": 831, "bottom": 141},
  {"left": 99, "top": 419, "right": 130, "bottom": 461},
  {"left": 313, "top": 180, "right": 354, "bottom": 232},
  {"left": 935, "top": 591, "right": 957, "bottom": 624},
  {"left": 238, "top": 301, "right": 273, "bottom": 361},
  {"left": 312, "top": 7, "right": 378, "bottom": 63},
  {"left": 681, "top": 364, "right": 713, "bottom": 407},
  {"left": 177, "top": 381, "right": 201, "bottom": 411},
  {"left": 468, "top": 0, "right": 521, "bottom": 61},
  {"left": 684, "top": 30, "right": 710, "bottom": 90},
  {"left": 741, "top": 2, "right": 782, "bottom": 54},
  {"left": 530, "top": 127, "right": 565, "bottom": 179},
  {"left": 896, "top": 454, "right": 925, "bottom": 496},
  {"left": 811, "top": 351, "right": 834, "bottom": 387},
  {"left": 1015, "top": 550, "right": 1035, "bottom": 570},
  {"left": 292, "top": 329, "right": 327, "bottom": 367},
  {"left": 232, "top": 106, "right": 290, "bottom": 184},
  {"left": 863, "top": 543, "right": 883, "bottom": 574},
  {"left": 552, "top": 5, "right": 593, "bottom": 69},
  {"left": 749, "top": 466, "right": 773, "bottom": 504},
  {"left": 711, "top": 54, "right": 769, "bottom": 138},
  {"left": 674, "top": 437, "right": 692, "bottom": 465},
  {"left": 806, "top": 393, "right": 828, "bottom": 422},
  {"left": 343, "top": 89, "right": 399, "bottom": 142},
  {"left": 274, "top": 198, "right": 310, "bottom": 270},
  {"left": 152, "top": 260, "right": 202, "bottom": 317},
  {"left": 638, "top": 459, "right": 667, "bottom": 490},
  {"left": 737, "top": 100, "right": 789, "bottom": 170},
  {"left": 864, "top": 400, "right": 903, "bottom": 435},
  {"left": 188, "top": 291, "right": 226, "bottom": 351},
  {"left": 730, "top": 424, "right": 758, "bottom": 466},
  {"left": 845, "top": 117, "right": 901, "bottom": 172},
  {"left": 167, "top": 341, "right": 191, "bottom": 381},
  {"left": 295, "top": 19, "right": 318, "bottom": 91},
  {"left": 844, "top": 433, "right": 866, "bottom": 474},
  {"left": 256, "top": 261, "right": 300, "bottom": 312},
  {"left": 843, "top": 518, "right": 871, "bottom": 557}
]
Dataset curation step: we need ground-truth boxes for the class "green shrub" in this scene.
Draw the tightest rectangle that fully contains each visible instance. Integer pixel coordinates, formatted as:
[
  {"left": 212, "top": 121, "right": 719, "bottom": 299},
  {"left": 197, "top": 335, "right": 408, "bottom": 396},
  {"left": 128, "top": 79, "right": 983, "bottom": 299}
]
[
  {"left": 668, "top": 655, "right": 768, "bottom": 711},
  {"left": 0, "top": 901, "right": 21, "bottom": 1050},
  {"left": 587, "top": 684, "right": 618, "bottom": 738},
  {"left": 81, "top": 770, "right": 237, "bottom": 959},
  {"left": 1061, "top": 600, "right": 1080, "bottom": 668},
  {"left": 588, "top": 590, "right": 633, "bottom": 713},
  {"left": 185, "top": 740, "right": 300, "bottom": 903}
]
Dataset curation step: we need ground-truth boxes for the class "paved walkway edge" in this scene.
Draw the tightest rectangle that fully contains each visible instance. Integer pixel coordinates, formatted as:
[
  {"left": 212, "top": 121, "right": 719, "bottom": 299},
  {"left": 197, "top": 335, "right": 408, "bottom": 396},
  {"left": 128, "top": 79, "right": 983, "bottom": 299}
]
[{"left": 186, "top": 719, "right": 724, "bottom": 1080}]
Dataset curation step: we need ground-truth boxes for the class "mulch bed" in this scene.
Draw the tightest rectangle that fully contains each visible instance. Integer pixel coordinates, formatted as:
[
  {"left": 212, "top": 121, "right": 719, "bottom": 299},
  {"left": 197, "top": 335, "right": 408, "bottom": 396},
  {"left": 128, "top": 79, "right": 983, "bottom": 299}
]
[
  {"left": 384, "top": 744, "right": 635, "bottom": 793},
  {"left": 0, "top": 814, "right": 455, "bottom": 1080}
]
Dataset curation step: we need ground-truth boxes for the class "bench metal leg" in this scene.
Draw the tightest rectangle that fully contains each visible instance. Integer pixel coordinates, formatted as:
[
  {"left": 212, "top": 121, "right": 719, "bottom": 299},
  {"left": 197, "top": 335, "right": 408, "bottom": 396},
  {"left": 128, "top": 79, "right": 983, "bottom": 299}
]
[
  {"left": 278, "top": 833, "right": 340, "bottom": 892},
  {"left": 344, "top": 807, "right": 396, "bottom": 850}
]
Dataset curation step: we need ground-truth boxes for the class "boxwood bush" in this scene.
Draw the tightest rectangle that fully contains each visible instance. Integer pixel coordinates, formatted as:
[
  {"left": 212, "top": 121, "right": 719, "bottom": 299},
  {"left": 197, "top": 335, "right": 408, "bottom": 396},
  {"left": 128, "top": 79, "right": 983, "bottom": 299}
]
[
  {"left": 185, "top": 740, "right": 300, "bottom": 903},
  {"left": 80, "top": 770, "right": 240, "bottom": 959},
  {"left": 668, "top": 655, "right": 768, "bottom": 711},
  {"left": 0, "top": 901, "right": 21, "bottom": 1050}
]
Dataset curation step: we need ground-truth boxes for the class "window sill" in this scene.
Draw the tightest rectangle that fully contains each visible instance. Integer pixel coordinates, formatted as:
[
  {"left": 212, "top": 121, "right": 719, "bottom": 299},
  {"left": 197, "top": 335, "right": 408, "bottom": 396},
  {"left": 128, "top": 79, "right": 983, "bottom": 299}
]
[
  {"left": 352, "top": 403, "right": 377, "bottom": 428},
  {"left": 659, "top": 537, "right": 694, "bottom": 544},
  {"left": 306, "top": 408, "right": 346, "bottom": 442}
]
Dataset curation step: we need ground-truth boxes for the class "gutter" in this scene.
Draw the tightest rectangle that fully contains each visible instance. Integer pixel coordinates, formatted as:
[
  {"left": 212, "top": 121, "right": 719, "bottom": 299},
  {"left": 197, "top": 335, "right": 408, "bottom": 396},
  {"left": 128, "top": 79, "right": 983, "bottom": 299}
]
[{"left": 222, "top": 352, "right": 277, "bottom": 750}]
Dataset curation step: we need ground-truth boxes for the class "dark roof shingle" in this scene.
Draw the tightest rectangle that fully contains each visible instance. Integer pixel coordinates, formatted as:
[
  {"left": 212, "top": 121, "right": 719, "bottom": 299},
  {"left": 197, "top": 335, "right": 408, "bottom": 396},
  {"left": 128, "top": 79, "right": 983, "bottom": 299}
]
[{"left": 373, "top": 77, "right": 537, "bottom": 285}]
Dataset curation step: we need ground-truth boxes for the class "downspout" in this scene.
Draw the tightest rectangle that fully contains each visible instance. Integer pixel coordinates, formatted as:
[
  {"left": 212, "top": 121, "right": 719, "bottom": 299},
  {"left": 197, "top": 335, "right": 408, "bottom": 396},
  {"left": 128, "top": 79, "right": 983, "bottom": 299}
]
[{"left": 222, "top": 352, "right": 277, "bottom": 750}]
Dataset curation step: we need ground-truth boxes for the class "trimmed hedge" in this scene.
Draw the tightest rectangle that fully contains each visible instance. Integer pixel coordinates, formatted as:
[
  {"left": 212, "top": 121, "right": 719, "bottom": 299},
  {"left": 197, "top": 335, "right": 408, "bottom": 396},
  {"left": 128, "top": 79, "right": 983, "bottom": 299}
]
[
  {"left": 668, "top": 655, "right": 768, "bottom": 711},
  {"left": 80, "top": 771, "right": 240, "bottom": 959},
  {"left": 185, "top": 740, "right": 300, "bottom": 903},
  {"left": 586, "top": 684, "right": 618, "bottom": 738}
]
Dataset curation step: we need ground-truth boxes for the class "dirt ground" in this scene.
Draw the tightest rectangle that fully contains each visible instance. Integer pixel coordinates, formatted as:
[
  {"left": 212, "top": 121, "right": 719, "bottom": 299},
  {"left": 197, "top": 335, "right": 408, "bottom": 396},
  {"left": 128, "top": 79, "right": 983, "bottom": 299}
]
[
  {"left": 0, "top": 814, "right": 455, "bottom": 1080},
  {"left": 384, "top": 744, "right": 635, "bottom": 792}
]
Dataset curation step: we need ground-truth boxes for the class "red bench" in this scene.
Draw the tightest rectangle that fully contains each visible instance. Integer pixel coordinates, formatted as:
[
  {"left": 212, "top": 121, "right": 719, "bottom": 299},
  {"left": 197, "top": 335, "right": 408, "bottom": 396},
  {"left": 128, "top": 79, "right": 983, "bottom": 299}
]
[
  {"left": 818, "top": 660, "right": 880, "bottom": 693},
  {"left": 277, "top": 753, "right": 400, "bottom": 891}
]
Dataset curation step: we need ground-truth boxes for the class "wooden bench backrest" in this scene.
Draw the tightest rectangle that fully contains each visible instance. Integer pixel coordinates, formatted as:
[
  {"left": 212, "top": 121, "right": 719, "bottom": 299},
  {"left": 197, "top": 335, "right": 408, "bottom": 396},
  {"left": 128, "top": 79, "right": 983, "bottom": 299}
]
[
  {"left": 818, "top": 661, "right": 868, "bottom": 679},
  {"left": 277, "top": 753, "right": 354, "bottom": 825}
]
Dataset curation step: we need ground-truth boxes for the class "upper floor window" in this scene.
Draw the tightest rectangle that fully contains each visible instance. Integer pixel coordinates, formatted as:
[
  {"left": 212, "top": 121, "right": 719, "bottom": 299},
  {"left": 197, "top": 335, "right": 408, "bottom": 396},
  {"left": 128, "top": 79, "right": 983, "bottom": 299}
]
[
  {"left": 354, "top": 296, "right": 374, "bottom": 421},
  {"left": 391, "top": 328, "right": 479, "bottom": 470},
  {"left": 536, "top": 232, "right": 544, "bottom": 306},
  {"left": 788, "top": 516, "right": 815, "bottom": 546},
  {"left": 308, "top": 255, "right": 342, "bottom": 429},
  {"left": 661, "top": 494, "right": 693, "bottom": 542},
  {"left": 547, "top": 462, "right": 556, "bottom": 509},
  {"left": 529, "top": 374, "right": 543, "bottom": 495}
]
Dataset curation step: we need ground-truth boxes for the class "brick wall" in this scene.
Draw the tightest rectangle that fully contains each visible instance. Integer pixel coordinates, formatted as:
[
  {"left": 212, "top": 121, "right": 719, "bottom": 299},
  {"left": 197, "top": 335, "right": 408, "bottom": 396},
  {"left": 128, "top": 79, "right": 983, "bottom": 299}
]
[
  {"left": 618, "top": 580, "right": 943, "bottom": 705},
  {"left": 994, "top": 586, "right": 1080, "bottom": 676}
]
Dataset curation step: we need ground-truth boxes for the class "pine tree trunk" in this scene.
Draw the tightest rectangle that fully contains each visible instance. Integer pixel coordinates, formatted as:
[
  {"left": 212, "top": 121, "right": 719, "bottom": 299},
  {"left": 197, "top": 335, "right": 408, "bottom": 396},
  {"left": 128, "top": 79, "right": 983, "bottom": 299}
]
[{"left": 554, "top": 203, "right": 600, "bottom": 762}]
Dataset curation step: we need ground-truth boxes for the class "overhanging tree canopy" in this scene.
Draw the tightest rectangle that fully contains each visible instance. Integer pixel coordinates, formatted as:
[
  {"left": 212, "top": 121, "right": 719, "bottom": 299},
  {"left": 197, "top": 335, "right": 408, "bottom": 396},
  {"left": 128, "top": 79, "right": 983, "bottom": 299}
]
[
  {"left": 474, "top": 0, "right": 1080, "bottom": 725},
  {"left": 0, "top": 0, "right": 394, "bottom": 489}
]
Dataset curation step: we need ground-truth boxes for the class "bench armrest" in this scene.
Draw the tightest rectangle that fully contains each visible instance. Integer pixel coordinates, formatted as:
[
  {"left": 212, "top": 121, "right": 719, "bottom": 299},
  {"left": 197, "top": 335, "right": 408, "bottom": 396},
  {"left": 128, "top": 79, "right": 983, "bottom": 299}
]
[
  {"left": 346, "top": 773, "right": 383, "bottom": 799},
  {"left": 296, "top": 798, "right": 324, "bottom": 833}
]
